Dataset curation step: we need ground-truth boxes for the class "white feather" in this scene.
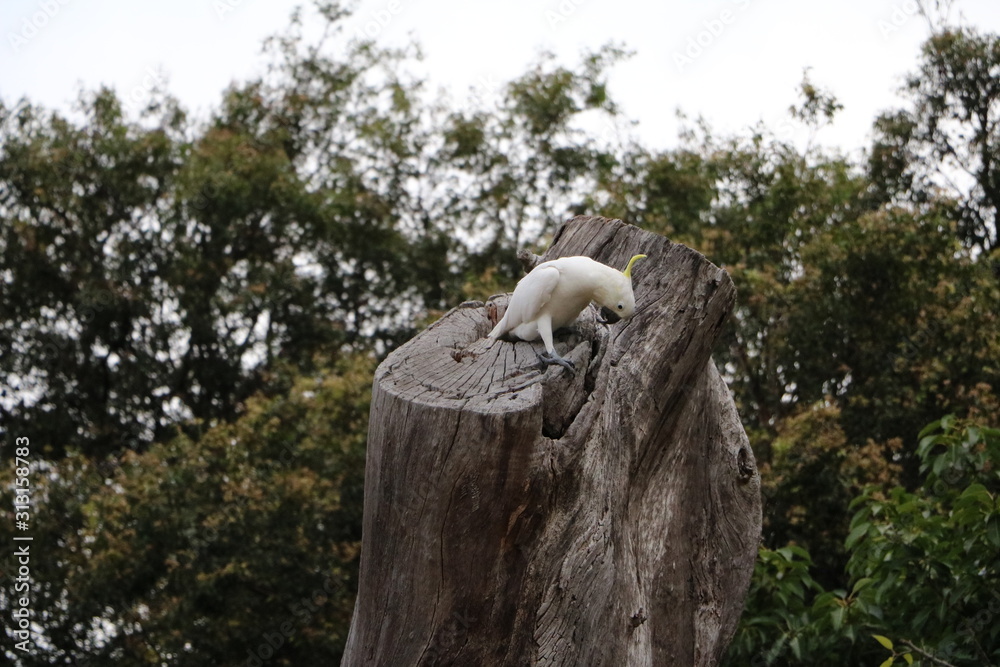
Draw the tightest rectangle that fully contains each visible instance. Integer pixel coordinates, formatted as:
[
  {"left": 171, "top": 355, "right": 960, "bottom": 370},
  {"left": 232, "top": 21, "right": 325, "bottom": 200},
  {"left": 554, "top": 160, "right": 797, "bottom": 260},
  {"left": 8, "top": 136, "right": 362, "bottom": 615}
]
[{"left": 488, "top": 256, "right": 637, "bottom": 354}]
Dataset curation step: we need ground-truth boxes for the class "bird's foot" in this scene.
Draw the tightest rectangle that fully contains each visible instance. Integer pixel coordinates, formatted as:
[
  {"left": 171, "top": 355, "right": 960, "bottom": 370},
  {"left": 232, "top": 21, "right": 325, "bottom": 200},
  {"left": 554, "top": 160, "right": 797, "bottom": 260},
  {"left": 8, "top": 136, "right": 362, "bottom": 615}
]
[{"left": 536, "top": 350, "right": 576, "bottom": 376}]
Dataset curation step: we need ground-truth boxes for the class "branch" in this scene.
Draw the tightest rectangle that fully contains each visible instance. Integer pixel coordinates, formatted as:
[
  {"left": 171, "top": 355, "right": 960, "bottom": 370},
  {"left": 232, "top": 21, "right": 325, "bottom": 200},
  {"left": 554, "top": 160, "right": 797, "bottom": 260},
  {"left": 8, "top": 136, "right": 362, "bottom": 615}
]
[
  {"left": 915, "top": 0, "right": 956, "bottom": 33},
  {"left": 898, "top": 639, "right": 960, "bottom": 667}
]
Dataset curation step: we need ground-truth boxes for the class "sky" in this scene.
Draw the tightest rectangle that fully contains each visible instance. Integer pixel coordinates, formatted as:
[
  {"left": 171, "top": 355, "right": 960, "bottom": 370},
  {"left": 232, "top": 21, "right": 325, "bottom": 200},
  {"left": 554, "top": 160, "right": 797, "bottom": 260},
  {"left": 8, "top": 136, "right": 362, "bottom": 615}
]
[{"left": 2, "top": 0, "right": 1000, "bottom": 158}]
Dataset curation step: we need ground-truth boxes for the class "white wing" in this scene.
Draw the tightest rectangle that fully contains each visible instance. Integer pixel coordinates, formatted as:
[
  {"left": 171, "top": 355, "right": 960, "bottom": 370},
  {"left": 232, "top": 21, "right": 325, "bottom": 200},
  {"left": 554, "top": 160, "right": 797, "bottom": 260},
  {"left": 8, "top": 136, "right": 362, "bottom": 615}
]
[{"left": 488, "top": 264, "right": 561, "bottom": 339}]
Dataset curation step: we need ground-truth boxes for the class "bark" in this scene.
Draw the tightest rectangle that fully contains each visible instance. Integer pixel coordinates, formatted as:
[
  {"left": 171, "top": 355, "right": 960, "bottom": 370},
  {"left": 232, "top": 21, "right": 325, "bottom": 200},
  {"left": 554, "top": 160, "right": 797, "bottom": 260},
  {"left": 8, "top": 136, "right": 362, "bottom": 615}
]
[{"left": 342, "top": 216, "right": 761, "bottom": 666}]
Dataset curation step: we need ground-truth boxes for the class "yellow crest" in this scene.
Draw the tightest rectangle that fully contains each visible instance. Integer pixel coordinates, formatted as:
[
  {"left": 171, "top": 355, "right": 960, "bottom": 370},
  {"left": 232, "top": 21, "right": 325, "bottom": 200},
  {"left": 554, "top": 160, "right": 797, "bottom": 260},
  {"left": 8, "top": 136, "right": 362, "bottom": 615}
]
[{"left": 623, "top": 254, "right": 647, "bottom": 279}]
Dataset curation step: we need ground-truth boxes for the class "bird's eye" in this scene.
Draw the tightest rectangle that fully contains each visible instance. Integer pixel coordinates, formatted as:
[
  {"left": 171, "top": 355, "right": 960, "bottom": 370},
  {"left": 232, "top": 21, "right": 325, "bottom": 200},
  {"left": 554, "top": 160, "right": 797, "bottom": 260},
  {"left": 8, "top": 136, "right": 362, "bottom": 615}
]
[{"left": 617, "top": 304, "right": 624, "bottom": 310}]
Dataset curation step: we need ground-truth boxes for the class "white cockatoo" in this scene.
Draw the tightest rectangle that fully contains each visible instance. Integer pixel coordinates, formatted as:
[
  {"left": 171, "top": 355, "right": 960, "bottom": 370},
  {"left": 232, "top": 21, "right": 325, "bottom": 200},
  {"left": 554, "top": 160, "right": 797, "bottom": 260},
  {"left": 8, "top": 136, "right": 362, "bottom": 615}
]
[{"left": 488, "top": 254, "right": 647, "bottom": 373}]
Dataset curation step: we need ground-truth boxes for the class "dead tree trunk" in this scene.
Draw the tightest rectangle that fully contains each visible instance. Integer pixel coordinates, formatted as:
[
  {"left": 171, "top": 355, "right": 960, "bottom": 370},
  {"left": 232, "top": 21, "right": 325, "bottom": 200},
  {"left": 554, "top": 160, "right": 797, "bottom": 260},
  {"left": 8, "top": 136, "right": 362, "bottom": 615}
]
[{"left": 342, "top": 216, "right": 761, "bottom": 666}]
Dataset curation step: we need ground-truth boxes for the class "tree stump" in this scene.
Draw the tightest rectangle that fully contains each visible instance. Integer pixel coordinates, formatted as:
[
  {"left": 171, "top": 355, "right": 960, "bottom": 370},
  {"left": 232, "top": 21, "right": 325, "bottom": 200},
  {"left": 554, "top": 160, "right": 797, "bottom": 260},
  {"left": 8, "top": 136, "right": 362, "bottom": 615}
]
[{"left": 342, "top": 216, "right": 761, "bottom": 666}]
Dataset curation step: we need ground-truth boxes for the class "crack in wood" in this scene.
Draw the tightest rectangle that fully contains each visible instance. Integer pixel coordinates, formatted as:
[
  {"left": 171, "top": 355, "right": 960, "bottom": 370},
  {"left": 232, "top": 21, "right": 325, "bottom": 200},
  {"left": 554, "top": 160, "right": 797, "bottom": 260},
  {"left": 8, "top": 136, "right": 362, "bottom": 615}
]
[{"left": 344, "top": 216, "right": 761, "bottom": 667}]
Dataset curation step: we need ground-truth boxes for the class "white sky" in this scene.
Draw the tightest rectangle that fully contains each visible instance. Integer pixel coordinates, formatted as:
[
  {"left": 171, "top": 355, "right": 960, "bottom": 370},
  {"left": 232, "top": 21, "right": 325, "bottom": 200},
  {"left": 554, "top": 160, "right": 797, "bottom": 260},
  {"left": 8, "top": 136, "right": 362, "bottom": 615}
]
[{"left": 2, "top": 0, "right": 1000, "bottom": 157}]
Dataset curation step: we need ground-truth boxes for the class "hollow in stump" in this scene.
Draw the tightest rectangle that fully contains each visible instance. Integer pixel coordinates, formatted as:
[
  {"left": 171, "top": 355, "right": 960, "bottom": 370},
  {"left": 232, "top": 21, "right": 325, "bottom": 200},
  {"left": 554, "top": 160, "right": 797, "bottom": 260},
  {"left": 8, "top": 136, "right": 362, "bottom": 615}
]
[{"left": 342, "top": 215, "right": 762, "bottom": 666}]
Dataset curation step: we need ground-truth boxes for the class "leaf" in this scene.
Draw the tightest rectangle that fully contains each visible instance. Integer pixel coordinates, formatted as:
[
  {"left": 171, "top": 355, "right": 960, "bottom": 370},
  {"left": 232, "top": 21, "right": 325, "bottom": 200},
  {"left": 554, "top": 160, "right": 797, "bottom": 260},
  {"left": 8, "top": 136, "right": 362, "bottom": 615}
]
[
  {"left": 903, "top": 653, "right": 914, "bottom": 665},
  {"left": 918, "top": 418, "right": 942, "bottom": 439},
  {"left": 846, "top": 522, "right": 870, "bottom": 549},
  {"left": 873, "top": 634, "right": 894, "bottom": 650},
  {"left": 932, "top": 453, "right": 952, "bottom": 477},
  {"left": 959, "top": 483, "right": 989, "bottom": 500},
  {"left": 987, "top": 515, "right": 1000, "bottom": 548},
  {"left": 784, "top": 544, "right": 811, "bottom": 560},
  {"left": 917, "top": 434, "right": 943, "bottom": 461},
  {"left": 831, "top": 605, "right": 845, "bottom": 630},
  {"left": 956, "top": 484, "right": 991, "bottom": 511},
  {"left": 879, "top": 657, "right": 895, "bottom": 667}
]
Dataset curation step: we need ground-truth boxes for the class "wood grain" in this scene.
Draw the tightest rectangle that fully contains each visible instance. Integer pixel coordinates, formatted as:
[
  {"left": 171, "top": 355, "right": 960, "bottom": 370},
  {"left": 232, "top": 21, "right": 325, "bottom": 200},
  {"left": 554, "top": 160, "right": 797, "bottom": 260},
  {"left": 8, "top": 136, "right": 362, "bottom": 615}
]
[{"left": 342, "top": 216, "right": 761, "bottom": 666}]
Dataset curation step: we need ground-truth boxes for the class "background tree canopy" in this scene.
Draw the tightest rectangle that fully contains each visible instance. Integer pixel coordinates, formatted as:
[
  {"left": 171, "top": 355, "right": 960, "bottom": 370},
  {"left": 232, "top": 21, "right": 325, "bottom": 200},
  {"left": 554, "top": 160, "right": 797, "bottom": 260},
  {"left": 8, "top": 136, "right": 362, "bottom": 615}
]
[{"left": 1, "top": 2, "right": 998, "bottom": 665}]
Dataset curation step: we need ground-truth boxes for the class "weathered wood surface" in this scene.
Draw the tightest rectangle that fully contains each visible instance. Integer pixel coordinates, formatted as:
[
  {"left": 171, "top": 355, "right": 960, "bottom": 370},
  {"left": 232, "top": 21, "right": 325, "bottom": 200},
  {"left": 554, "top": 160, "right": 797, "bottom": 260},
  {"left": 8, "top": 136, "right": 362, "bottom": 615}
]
[{"left": 342, "top": 216, "right": 761, "bottom": 666}]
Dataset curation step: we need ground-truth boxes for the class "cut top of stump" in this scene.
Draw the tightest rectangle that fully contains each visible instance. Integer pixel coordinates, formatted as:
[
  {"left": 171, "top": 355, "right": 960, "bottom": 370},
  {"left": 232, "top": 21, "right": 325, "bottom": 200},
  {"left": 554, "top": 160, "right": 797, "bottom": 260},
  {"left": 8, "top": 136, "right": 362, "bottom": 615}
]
[
  {"left": 374, "top": 215, "right": 736, "bottom": 439},
  {"left": 344, "top": 215, "right": 761, "bottom": 667}
]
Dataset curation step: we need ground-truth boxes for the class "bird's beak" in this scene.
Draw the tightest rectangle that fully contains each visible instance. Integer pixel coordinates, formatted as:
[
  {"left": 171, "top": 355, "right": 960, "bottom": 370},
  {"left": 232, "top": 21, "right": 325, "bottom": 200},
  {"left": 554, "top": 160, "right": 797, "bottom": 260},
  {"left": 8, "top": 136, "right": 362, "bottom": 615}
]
[{"left": 598, "top": 306, "right": 621, "bottom": 325}]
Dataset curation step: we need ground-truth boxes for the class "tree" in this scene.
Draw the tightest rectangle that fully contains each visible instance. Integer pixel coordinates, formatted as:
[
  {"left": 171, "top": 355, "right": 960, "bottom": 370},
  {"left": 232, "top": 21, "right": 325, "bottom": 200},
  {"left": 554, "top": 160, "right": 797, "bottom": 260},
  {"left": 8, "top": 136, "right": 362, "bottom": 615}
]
[
  {"left": 594, "top": 76, "right": 872, "bottom": 446},
  {"left": 756, "top": 404, "right": 901, "bottom": 591},
  {"left": 343, "top": 216, "right": 761, "bottom": 666},
  {"left": 0, "top": 4, "right": 633, "bottom": 459},
  {"left": 849, "top": 416, "right": 1000, "bottom": 666},
  {"left": 0, "top": 91, "right": 184, "bottom": 457},
  {"left": 435, "top": 44, "right": 629, "bottom": 282},
  {"left": 0, "top": 354, "right": 372, "bottom": 666},
  {"left": 3, "top": 1, "right": 1000, "bottom": 662},
  {"left": 723, "top": 416, "right": 1000, "bottom": 667},
  {"left": 870, "top": 26, "right": 1000, "bottom": 254},
  {"left": 0, "top": 9, "right": 437, "bottom": 457}
]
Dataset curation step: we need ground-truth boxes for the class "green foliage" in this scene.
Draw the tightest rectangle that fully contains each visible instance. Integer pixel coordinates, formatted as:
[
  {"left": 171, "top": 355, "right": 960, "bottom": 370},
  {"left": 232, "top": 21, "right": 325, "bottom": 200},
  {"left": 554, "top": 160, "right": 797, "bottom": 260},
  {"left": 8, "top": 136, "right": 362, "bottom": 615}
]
[
  {"left": 872, "top": 26, "right": 1000, "bottom": 253},
  {"left": 595, "top": 60, "right": 999, "bottom": 594},
  {"left": 0, "top": 7, "right": 635, "bottom": 459},
  {"left": 437, "top": 43, "right": 629, "bottom": 280},
  {"left": 727, "top": 544, "right": 884, "bottom": 666},
  {"left": 847, "top": 417, "right": 1000, "bottom": 666},
  {"left": 0, "top": 354, "right": 372, "bottom": 665},
  {"left": 760, "top": 404, "right": 902, "bottom": 588},
  {"left": 0, "top": 91, "right": 185, "bottom": 456},
  {"left": 2, "top": 1, "right": 1000, "bottom": 664},
  {"left": 786, "top": 207, "right": 997, "bottom": 452},
  {"left": 727, "top": 545, "right": 826, "bottom": 664},
  {"left": 726, "top": 417, "right": 1000, "bottom": 667}
]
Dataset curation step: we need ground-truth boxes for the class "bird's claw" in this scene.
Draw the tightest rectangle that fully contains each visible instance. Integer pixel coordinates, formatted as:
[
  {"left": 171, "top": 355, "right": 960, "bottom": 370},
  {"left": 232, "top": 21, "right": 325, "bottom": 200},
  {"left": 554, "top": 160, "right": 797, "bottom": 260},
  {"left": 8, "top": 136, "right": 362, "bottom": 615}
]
[{"left": 536, "top": 351, "right": 576, "bottom": 376}]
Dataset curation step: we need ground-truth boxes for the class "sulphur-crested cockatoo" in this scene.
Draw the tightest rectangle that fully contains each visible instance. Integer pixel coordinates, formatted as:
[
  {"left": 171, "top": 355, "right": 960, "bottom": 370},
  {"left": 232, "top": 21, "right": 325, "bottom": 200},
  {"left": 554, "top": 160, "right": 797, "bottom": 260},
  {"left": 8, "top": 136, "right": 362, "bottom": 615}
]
[{"left": 488, "top": 254, "right": 646, "bottom": 373}]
